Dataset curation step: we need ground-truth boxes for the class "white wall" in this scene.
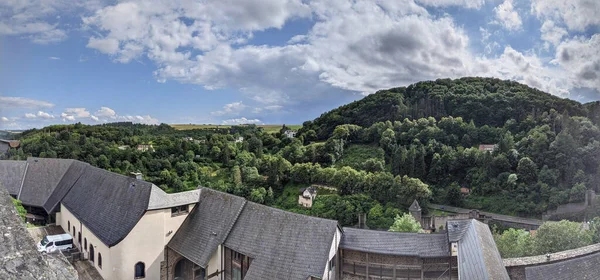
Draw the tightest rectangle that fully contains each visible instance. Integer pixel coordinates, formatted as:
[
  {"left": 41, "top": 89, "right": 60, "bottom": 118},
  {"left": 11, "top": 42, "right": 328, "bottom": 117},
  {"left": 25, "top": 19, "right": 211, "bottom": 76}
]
[
  {"left": 59, "top": 204, "right": 112, "bottom": 280},
  {"left": 58, "top": 203, "right": 195, "bottom": 280},
  {"left": 206, "top": 245, "right": 222, "bottom": 279},
  {"left": 322, "top": 227, "right": 342, "bottom": 280}
]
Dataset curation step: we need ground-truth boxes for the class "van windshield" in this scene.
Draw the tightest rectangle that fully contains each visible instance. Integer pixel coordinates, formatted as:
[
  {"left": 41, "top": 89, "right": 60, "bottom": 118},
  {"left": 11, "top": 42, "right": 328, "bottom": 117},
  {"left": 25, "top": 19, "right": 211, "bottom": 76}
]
[{"left": 41, "top": 237, "right": 49, "bottom": 246}]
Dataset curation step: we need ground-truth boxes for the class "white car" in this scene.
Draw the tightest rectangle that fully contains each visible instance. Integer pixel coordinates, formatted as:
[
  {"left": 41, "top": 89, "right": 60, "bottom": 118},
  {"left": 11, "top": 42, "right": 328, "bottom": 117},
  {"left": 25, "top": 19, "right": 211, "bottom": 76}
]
[{"left": 37, "top": 233, "right": 73, "bottom": 253}]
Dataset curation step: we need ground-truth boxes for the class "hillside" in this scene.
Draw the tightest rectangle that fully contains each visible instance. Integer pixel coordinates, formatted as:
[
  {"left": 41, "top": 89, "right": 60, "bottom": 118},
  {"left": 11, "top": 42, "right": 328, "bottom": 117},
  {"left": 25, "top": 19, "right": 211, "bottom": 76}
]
[
  {"left": 5, "top": 77, "right": 600, "bottom": 227},
  {"left": 300, "top": 77, "right": 589, "bottom": 140}
]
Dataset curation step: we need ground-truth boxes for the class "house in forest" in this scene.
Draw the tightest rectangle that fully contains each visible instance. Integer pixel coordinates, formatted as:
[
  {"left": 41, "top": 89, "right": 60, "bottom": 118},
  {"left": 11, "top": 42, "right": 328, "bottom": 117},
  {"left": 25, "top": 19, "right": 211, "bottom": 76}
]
[
  {"left": 298, "top": 186, "right": 317, "bottom": 208},
  {"left": 479, "top": 144, "right": 497, "bottom": 152},
  {"left": 284, "top": 130, "right": 297, "bottom": 138},
  {"left": 137, "top": 144, "right": 154, "bottom": 152}
]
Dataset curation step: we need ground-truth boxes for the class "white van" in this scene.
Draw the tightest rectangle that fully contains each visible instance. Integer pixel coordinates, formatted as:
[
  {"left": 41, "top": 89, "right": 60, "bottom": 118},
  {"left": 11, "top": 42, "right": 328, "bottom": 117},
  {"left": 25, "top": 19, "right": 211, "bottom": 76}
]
[{"left": 37, "top": 233, "right": 73, "bottom": 253}]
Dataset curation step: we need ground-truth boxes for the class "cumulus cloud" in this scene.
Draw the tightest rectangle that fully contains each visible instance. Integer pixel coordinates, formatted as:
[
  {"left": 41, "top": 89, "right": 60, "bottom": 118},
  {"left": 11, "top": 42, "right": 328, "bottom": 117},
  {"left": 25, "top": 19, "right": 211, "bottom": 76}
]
[
  {"left": 1, "top": 117, "right": 8, "bottom": 122},
  {"left": 211, "top": 102, "right": 247, "bottom": 116},
  {"left": 540, "top": 20, "right": 568, "bottom": 47},
  {"left": 494, "top": 0, "right": 522, "bottom": 31},
  {"left": 0, "top": 96, "right": 54, "bottom": 109},
  {"left": 24, "top": 113, "right": 36, "bottom": 119},
  {"left": 37, "top": 111, "right": 55, "bottom": 119},
  {"left": 117, "top": 115, "right": 160, "bottom": 125},
  {"left": 553, "top": 35, "right": 600, "bottom": 92},
  {"left": 531, "top": 0, "right": 600, "bottom": 32},
  {"left": 222, "top": 117, "right": 262, "bottom": 125},
  {"left": 416, "top": 0, "right": 485, "bottom": 9},
  {"left": 95, "top": 106, "right": 117, "bottom": 118},
  {"left": 63, "top": 108, "right": 91, "bottom": 118}
]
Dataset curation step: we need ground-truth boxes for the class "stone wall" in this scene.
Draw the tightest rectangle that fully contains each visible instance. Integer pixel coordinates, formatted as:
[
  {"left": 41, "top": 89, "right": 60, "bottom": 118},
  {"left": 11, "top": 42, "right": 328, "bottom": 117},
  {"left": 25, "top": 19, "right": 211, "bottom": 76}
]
[
  {"left": 162, "top": 247, "right": 194, "bottom": 280},
  {"left": 503, "top": 243, "right": 600, "bottom": 280}
]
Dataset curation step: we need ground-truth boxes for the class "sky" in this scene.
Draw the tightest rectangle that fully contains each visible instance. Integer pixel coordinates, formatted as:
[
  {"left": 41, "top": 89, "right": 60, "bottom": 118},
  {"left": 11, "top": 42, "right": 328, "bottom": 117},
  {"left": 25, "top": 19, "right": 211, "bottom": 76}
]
[{"left": 1, "top": 0, "right": 599, "bottom": 129}]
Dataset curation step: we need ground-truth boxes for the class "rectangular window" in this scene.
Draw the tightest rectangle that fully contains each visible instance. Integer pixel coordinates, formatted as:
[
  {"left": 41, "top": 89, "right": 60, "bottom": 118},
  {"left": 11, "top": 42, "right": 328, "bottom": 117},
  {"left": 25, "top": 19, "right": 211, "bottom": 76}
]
[
  {"left": 329, "top": 255, "right": 335, "bottom": 271},
  {"left": 194, "top": 265, "right": 205, "bottom": 280},
  {"left": 171, "top": 205, "right": 189, "bottom": 217},
  {"left": 232, "top": 268, "right": 242, "bottom": 280}
]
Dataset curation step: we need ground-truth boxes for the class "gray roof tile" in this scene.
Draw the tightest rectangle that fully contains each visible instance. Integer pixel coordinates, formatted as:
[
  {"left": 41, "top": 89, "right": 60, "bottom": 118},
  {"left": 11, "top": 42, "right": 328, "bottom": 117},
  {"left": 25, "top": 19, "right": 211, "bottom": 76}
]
[
  {"left": 225, "top": 201, "right": 339, "bottom": 280},
  {"left": 456, "top": 220, "right": 509, "bottom": 280},
  {"left": 168, "top": 188, "right": 246, "bottom": 268},
  {"left": 43, "top": 160, "right": 89, "bottom": 213},
  {"left": 0, "top": 160, "right": 26, "bottom": 196},
  {"left": 19, "top": 158, "right": 73, "bottom": 207},
  {"left": 62, "top": 165, "right": 152, "bottom": 247},
  {"left": 341, "top": 227, "right": 449, "bottom": 257},
  {"left": 525, "top": 252, "right": 600, "bottom": 280}
]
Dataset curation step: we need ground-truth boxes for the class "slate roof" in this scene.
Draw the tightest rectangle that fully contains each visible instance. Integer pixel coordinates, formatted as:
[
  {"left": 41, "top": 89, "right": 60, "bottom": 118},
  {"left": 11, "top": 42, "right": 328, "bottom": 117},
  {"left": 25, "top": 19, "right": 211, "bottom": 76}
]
[
  {"left": 43, "top": 160, "right": 89, "bottom": 213},
  {"left": 453, "top": 220, "right": 509, "bottom": 280},
  {"left": 61, "top": 165, "right": 153, "bottom": 247},
  {"left": 524, "top": 252, "right": 600, "bottom": 280},
  {"left": 147, "top": 185, "right": 200, "bottom": 210},
  {"left": 168, "top": 188, "right": 246, "bottom": 268},
  {"left": 0, "top": 160, "right": 27, "bottom": 196},
  {"left": 18, "top": 157, "right": 74, "bottom": 207},
  {"left": 409, "top": 200, "right": 421, "bottom": 211},
  {"left": 340, "top": 227, "right": 449, "bottom": 257},
  {"left": 224, "top": 201, "right": 339, "bottom": 280}
]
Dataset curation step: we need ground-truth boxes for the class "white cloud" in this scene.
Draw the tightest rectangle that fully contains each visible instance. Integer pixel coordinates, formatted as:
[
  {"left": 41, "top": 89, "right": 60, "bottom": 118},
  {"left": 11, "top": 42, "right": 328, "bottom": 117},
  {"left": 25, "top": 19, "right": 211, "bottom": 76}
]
[
  {"left": 63, "top": 108, "right": 91, "bottom": 118},
  {"left": 531, "top": 0, "right": 600, "bottom": 32},
  {"left": 37, "top": 111, "right": 55, "bottom": 119},
  {"left": 90, "top": 115, "right": 99, "bottom": 122},
  {"left": 87, "top": 37, "right": 119, "bottom": 55},
  {"left": 1, "top": 117, "right": 8, "bottom": 122},
  {"left": 0, "top": 96, "right": 54, "bottom": 109},
  {"left": 494, "top": 0, "right": 522, "bottom": 31},
  {"left": 540, "top": 20, "right": 568, "bottom": 47},
  {"left": 48, "top": 56, "right": 60, "bottom": 60},
  {"left": 24, "top": 113, "right": 36, "bottom": 119},
  {"left": 553, "top": 34, "right": 600, "bottom": 92},
  {"left": 117, "top": 115, "right": 160, "bottom": 125},
  {"left": 95, "top": 106, "right": 117, "bottom": 118},
  {"left": 416, "top": 0, "right": 485, "bottom": 9},
  {"left": 211, "top": 102, "right": 247, "bottom": 116},
  {"left": 61, "top": 114, "right": 76, "bottom": 121},
  {"left": 222, "top": 117, "right": 262, "bottom": 125}
]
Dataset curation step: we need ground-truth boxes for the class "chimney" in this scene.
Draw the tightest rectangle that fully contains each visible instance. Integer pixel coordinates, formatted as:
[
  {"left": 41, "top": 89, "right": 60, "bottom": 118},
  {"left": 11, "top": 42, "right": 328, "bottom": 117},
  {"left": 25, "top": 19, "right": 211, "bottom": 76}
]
[{"left": 130, "top": 172, "right": 143, "bottom": 180}]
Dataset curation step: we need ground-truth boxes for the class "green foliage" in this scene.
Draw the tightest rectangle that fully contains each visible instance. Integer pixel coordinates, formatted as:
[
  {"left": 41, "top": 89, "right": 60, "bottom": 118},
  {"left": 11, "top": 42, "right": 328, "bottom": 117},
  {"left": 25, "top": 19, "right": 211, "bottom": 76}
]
[
  {"left": 337, "top": 144, "right": 385, "bottom": 170},
  {"left": 388, "top": 213, "right": 424, "bottom": 233},
  {"left": 11, "top": 198, "right": 26, "bottom": 222},
  {"left": 495, "top": 220, "right": 594, "bottom": 258}
]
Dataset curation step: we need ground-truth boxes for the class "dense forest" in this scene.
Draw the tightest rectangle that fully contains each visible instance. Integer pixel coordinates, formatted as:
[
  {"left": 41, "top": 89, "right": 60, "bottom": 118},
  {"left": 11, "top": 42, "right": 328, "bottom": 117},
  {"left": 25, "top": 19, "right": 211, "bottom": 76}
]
[{"left": 5, "top": 77, "right": 600, "bottom": 229}]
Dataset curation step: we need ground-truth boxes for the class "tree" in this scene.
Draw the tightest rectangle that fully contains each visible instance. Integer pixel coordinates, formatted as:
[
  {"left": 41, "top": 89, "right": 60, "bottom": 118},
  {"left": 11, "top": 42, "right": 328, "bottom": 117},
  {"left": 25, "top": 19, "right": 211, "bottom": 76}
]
[
  {"left": 447, "top": 182, "right": 463, "bottom": 206},
  {"left": 494, "top": 228, "right": 533, "bottom": 258},
  {"left": 388, "top": 213, "right": 423, "bottom": 233},
  {"left": 249, "top": 187, "right": 267, "bottom": 204},
  {"left": 363, "top": 158, "right": 385, "bottom": 173},
  {"left": 517, "top": 157, "right": 538, "bottom": 184},
  {"left": 232, "top": 165, "right": 242, "bottom": 186},
  {"left": 533, "top": 220, "right": 593, "bottom": 255}
]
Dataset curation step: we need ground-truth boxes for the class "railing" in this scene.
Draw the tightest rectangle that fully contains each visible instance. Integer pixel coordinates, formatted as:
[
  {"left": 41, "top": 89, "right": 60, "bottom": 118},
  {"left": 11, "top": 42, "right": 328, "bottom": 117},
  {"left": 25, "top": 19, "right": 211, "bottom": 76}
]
[{"left": 342, "top": 261, "right": 452, "bottom": 279}]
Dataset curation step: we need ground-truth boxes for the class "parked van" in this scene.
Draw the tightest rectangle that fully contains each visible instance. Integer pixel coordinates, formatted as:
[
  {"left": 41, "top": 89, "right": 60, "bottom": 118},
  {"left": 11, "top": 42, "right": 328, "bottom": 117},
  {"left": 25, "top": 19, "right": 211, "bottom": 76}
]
[{"left": 37, "top": 233, "right": 73, "bottom": 253}]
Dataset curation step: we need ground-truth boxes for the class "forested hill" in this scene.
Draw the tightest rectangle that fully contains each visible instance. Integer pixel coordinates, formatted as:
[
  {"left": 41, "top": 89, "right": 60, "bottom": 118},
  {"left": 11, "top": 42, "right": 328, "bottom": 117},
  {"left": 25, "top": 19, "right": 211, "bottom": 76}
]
[{"left": 300, "top": 77, "right": 592, "bottom": 140}]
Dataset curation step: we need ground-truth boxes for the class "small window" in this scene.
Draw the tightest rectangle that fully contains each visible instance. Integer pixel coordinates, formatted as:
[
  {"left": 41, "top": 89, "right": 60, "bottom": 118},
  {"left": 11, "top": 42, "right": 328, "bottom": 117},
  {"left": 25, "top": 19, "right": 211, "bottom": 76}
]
[
  {"left": 329, "top": 255, "right": 336, "bottom": 271},
  {"left": 78, "top": 232, "right": 81, "bottom": 245},
  {"left": 68, "top": 221, "right": 70, "bottom": 230},
  {"left": 84, "top": 238, "right": 87, "bottom": 251},
  {"left": 89, "top": 244, "right": 95, "bottom": 263},
  {"left": 135, "top": 262, "right": 145, "bottom": 278},
  {"left": 98, "top": 253, "right": 102, "bottom": 269},
  {"left": 48, "top": 242, "right": 54, "bottom": 247},
  {"left": 171, "top": 205, "right": 189, "bottom": 217},
  {"left": 72, "top": 226, "right": 76, "bottom": 236}
]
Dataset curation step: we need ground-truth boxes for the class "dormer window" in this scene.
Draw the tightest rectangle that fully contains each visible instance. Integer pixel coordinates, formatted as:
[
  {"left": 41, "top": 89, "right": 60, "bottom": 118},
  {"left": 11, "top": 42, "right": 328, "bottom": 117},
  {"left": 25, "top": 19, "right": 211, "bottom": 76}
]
[{"left": 171, "top": 205, "right": 189, "bottom": 217}]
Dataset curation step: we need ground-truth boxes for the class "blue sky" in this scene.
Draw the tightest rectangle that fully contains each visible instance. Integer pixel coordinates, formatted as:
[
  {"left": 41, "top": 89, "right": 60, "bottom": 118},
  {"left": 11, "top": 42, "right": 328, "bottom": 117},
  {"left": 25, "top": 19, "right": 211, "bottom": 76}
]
[{"left": 1, "top": 0, "right": 599, "bottom": 129}]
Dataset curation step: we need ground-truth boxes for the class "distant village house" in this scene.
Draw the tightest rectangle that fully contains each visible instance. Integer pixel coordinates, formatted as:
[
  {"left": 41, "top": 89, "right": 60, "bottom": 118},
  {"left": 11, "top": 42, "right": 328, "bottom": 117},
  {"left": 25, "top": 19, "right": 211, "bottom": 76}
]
[
  {"left": 284, "top": 130, "right": 297, "bottom": 138},
  {"left": 479, "top": 144, "right": 497, "bottom": 152},
  {"left": 137, "top": 144, "right": 154, "bottom": 152},
  {"left": 298, "top": 186, "right": 317, "bottom": 208}
]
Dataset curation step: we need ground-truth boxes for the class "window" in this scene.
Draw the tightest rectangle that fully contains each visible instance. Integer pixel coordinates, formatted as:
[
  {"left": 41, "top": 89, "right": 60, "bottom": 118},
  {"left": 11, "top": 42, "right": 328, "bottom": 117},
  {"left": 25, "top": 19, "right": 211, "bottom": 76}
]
[
  {"left": 232, "top": 268, "right": 241, "bottom": 280},
  {"left": 78, "top": 232, "right": 81, "bottom": 245},
  {"left": 89, "top": 244, "right": 95, "bottom": 263},
  {"left": 72, "top": 226, "right": 75, "bottom": 237},
  {"left": 171, "top": 205, "right": 189, "bottom": 217},
  {"left": 68, "top": 221, "right": 70, "bottom": 231},
  {"left": 174, "top": 260, "right": 184, "bottom": 280},
  {"left": 84, "top": 238, "right": 87, "bottom": 251},
  {"left": 135, "top": 262, "right": 145, "bottom": 278},
  {"left": 98, "top": 253, "right": 102, "bottom": 269}
]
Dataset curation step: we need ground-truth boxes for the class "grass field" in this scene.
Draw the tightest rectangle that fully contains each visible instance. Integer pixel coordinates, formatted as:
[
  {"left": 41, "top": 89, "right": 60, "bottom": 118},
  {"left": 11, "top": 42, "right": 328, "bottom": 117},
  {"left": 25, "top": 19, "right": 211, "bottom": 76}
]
[{"left": 170, "top": 124, "right": 302, "bottom": 134}]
